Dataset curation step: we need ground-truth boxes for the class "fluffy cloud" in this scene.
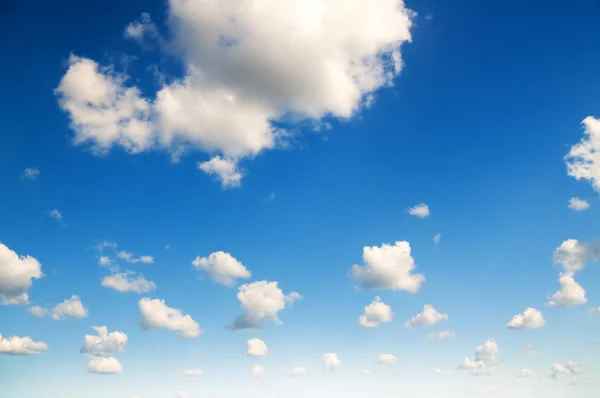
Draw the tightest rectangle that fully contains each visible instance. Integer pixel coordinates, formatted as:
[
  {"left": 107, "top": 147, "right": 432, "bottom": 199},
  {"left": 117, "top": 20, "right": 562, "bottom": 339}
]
[
  {"left": 21, "top": 168, "right": 40, "bottom": 180},
  {"left": 349, "top": 241, "right": 424, "bottom": 292},
  {"left": 139, "top": 298, "right": 202, "bottom": 338},
  {"left": 55, "top": 0, "right": 415, "bottom": 188},
  {"left": 101, "top": 271, "right": 157, "bottom": 293},
  {"left": 408, "top": 203, "right": 430, "bottom": 218},
  {"left": 433, "top": 233, "right": 441, "bottom": 246},
  {"left": 0, "top": 333, "right": 48, "bottom": 355},
  {"left": 553, "top": 239, "right": 600, "bottom": 275},
  {"left": 547, "top": 274, "right": 587, "bottom": 307},
  {"left": 49, "top": 209, "right": 63, "bottom": 222},
  {"left": 358, "top": 296, "right": 393, "bottom": 327},
  {"left": 551, "top": 361, "right": 581, "bottom": 379},
  {"left": 81, "top": 326, "right": 128, "bottom": 356},
  {"left": 251, "top": 365, "right": 265, "bottom": 378},
  {"left": 566, "top": 116, "right": 600, "bottom": 192},
  {"left": 197, "top": 157, "right": 243, "bottom": 189},
  {"left": 519, "top": 369, "right": 533, "bottom": 378},
  {"left": 28, "top": 305, "right": 48, "bottom": 318},
  {"left": 457, "top": 339, "right": 499, "bottom": 377},
  {"left": 323, "top": 353, "right": 341, "bottom": 373},
  {"left": 291, "top": 367, "right": 307, "bottom": 377},
  {"left": 183, "top": 369, "right": 204, "bottom": 377},
  {"left": 404, "top": 305, "right": 448, "bottom": 327},
  {"left": 246, "top": 338, "right": 268, "bottom": 357},
  {"left": 117, "top": 251, "right": 154, "bottom": 264},
  {"left": 87, "top": 356, "right": 123, "bottom": 374},
  {"left": 507, "top": 308, "right": 545, "bottom": 329},
  {"left": 0, "top": 242, "right": 43, "bottom": 305},
  {"left": 51, "top": 295, "right": 89, "bottom": 320},
  {"left": 568, "top": 197, "right": 590, "bottom": 211},
  {"left": 377, "top": 353, "right": 397, "bottom": 366},
  {"left": 428, "top": 331, "right": 456, "bottom": 340},
  {"left": 192, "top": 251, "right": 251, "bottom": 286},
  {"left": 99, "top": 256, "right": 111, "bottom": 267},
  {"left": 228, "top": 281, "right": 300, "bottom": 330}
]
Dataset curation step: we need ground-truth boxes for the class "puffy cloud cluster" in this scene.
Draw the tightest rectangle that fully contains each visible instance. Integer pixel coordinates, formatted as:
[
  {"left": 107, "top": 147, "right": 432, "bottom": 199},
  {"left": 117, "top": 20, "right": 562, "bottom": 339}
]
[
  {"left": 139, "top": 298, "right": 202, "bottom": 338},
  {"left": 51, "top": 295, "right": 89, "bottom": 320},
  {"left": 322, "top": 353, "right": 341, "bottom": 373},
  {"left": 507, "top": 308, "right": 545, "bottom": 329},
  {"left": 457, "top": 339, "right": 499, "bottom": 377},
  {"left": 55, "top": 0, "right": 416, "bottom": 188},
  {"left": 566, "top": 116, "right": 600, "bottom": 192},
  {"left": 547, "top": 274, "right": 587, "bottom": 307},
  {"left": 81, "top": 326, "right": 128, "bottom": 356},
  {"left": 229, "top": 281, "right": 301, "bottom": 330},
  {"left": 246, "top": 338, "right": 268, "bottom": 357},
  {"left": 358, "top": 296, "right": 393, "bottom": 327},
  {"left": 192, "top": 251, "right": 251, "bottom": 286},
  {"left": 0, "top": 242, "right": 43, "bottom": 306},
  {"left": 404, "top": 305, "right": 448, "bottom": 327},
  {"left": 88, "top": 357, "right": 123, "bottom": 374},
  {"left": 0, "top": 333, "right": 48, "bottom": 355},
  {"left": 349, "top": 241, "right": 424, "bottom": 293}
]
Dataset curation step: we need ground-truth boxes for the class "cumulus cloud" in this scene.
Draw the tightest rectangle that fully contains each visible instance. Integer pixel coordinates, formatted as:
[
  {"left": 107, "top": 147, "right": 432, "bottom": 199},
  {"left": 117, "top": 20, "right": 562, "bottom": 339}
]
[
  {"left": 519, "top": 369, "right": 533, "bottom": 378},
  {"left": 377, "top": 353, "right": 397, "bottom": 366},
  {"left": 246, "top": 338, "right": 268, "bottom": 357},
  {"left": 551, "top": 361, "right": 581, "bottom": 379},
  {"left": 553, "top": 239, "right": 600, "bottom": 275},
  {"left": 101, "top": 271, "right": 157, "bottom": 293},
  {"left": 0, "top": 242, "right": 43, "bottom": 306},
  {"left": 457, "top": 339, "right": 499, "bottom": 377},
  {"left": 183, "top": 369, "right": 204, "bottom": 377},
  {"left": 507, "top": 308, "right": 545, "bottom": 329},
  {"left": 99, "top": 256, "right": 111, "bottom": 267},
  {"left": 81, "top": 326, "right": 128, "bottom": 356},
  {"left": 547, "top": 274, "right": 587, "bottom": 307},
  {"left": 291, "top": 367, "right": 307, "bottom": 377},
  {"left": 192, "top": 251, "right": 251, "bottom": 286},
  {"left": 408, "top": 203, "right": 430, "bottom": 218},
  {"left": 566, "top": 116, "right": 600, "bottom": 192},
  {"left": 22, "top": 168, "right": 40, "bottom": 180},
  {"left": 404, "top": 305, "right": 448, "bottom": 328},
  {"left": 28, "top": 305, "right": 49, "bottom": 318},
  {"left": 251, "top": 365, "right": 265, "bottom": 378},
  {"left": 88, "top": 356, "right": 123, "bottom": 374},
  {"left": 139, "top": 298, "right": 202, "bottom": 338},
  {"left": 322, "top": 353, "right": 341, "bottom": 373},
  {"left": 117, "top": 251, "right": 154, "bottom": 264},
  {"left": 349, "top": 241, "right": 424, "bottom": 292},
  {"left": 55, "top": 0, "right": 415, "bottom": 188},
  {"left": 0, "top": 333, "right": 48, "bottom": 355},
  {"left": 197, "top": 157, "right": 243, "bottom": 189},
  {"left": 51, "top": 295, "right": 89, "bottom": 320},
  {"left": 228, "top": 281, "right": 300, "bottom": 330},
  {"left": 358, "top": 296, "right": 393, "bottom": 327},
  {"left": 428, "top": 331, "right": 456, "bottom": 340},
  {"left": 568, "top": 197, "right": 590, "bottom": 211}
]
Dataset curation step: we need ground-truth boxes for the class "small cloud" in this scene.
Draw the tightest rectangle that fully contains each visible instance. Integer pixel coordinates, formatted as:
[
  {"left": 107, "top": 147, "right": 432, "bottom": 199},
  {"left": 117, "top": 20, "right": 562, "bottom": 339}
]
[
  {"left": 49, "top": 209, "right": 63, "bottom": 223},
  {"left": 568, "top": 197, "right": 590, "bottom": 211},
  {"left": 117, "top": 251, "right": 154, "bottom": 264},
  {"left": 433, "top": 233, "right": 441, "bottom": 246},
  {"left": 22, "top": 168, "right": 40, "bottom": 180},
  {"left": 183, "top": 369, "right": 204, "bottom": 377},
  {"left": 408, "top": 203, "right": 430, "bottom": 218},
  {"left": 197, "top": 156, "right": 242, "bottom": 189},
  {"left": 428, "top": 331, "right": 456, "bottom": 340},
  {"left": 377, "top": 353, "right": 397, "bottom": 366}
]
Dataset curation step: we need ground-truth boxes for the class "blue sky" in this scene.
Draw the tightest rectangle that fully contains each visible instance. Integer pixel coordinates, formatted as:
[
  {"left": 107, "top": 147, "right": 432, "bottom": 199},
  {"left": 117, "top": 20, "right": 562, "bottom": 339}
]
[{"left": 1, "top": 0, "right": 600, "bottom": 397}]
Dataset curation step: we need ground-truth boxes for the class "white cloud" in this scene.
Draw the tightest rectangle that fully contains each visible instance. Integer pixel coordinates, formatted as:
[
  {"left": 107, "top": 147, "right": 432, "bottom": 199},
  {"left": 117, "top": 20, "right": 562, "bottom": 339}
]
[
  {"left": 197, "top": 157, "right": 243, "bottom": 189},
  {"left": 56, "top": 0, "right": 415, "bottom": 188},
  {"left": 251, "top": 365, "right": 265, "bottom": 378},
  {"left": 81, "top": 326, "right": 128, "bottom": 356},
  {"left": 0, "top": 242, "right": 43, "bottom": 306},
  {"left": 428, "top": 331, "right": 456, "bottom": 340},
  {"left": 117, "top": 251, "right": 154, "bottom": 264},
  {"left": 358, "top": 296, "right": 393, "bottom": 327},
  {"left": 139, "top": 298, "right": 202, "bottom": 338},
  {"left": 360, "top": 369, "right": 372, "bottom": 376},
  {"left": 0, "top": 333, "right": 48, "bottom": 355},
  {"left": 228, "top": 281, "right": 300, "bottom": 330},
  {"left": 99, "top": 256, "right": 111, "bottom": 267},
  {"left": 404, "top": 305, "right": 448, "bottom": 327},
  {"left": 51, "top": 295, "right": 89, "bottom": 320},
  {"left": 192, "top": 251, "right": 251, "bottom": 286},
  {"left": 22, "top": 168, "right": 40, "bottom": 180},
  {"left": 349, "top": 241, "right": 424, "bottom": 292},
  {"left": 183, "top": 369, "right": 204, "bottom": 377},
  {"left": 457, "top": 339, "right": 499, "bottom": 377},
  {"left": 246, "top": 338, "right": 268, "bottom": 357},
  {"left": 547, "top": 273, "right": 587, "bottom": 307},
  {"left": 49, "top": 209, "right": 63, "bottom": 222},
  {"left": 291, "top": 367, "right": 307, "bottom": 377},
  {"left": 322, "top": 353, "right": 341, "bottom": 373},
  {"left": 408, "top": 203, "right": 430, "bottom": 218},
  {"left": 568, "top": 197, "right": 590, "bottom": 211},
  {"left": 566, "top": 116, "right": 600, "bottom": 192},
  {"left": 433, "top": 233, "right": 441, "bottom": 246},
  {"left": 507, "top": 307, "right": 545, "bottom": 329},
  {"left": 553, "top": 239, "right": 600, "bottom": 275},
  {"left": 551, "top": 361, "right": 581, "bottom": 379},
  {"left": 101, "top": 271, "right": 157, "bottom": 293},
  {"left": 377, "top": 353, "right": 397, "bottom": 366},
  {"left": 28, "top": 305, "right": 49, "bottom": 318},
  {"left": 87, "top": 356, "right": 123, "bottom": 374},
  {"left": 519, "top": 369, "right": 533, "bottom": 378},
  {"left": 95, "top": 241, "right": 117, "bottom": 251}
]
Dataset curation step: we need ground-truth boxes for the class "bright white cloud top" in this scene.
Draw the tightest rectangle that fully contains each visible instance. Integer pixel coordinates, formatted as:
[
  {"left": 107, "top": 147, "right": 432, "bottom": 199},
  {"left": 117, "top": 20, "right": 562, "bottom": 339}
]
[
  {"left": 322, "top": 353, "right": 341, "bottom": 373},
  {"left": 377, "top": 353, "right": 398, "bottom": 366},
  {"left": 358, "top": 296, "right": 393, "bottom": 327},
  {"left": 457, "top": 339, "right": 499, "bottom": 377},
  {"left": 0, "top": 333, "right": 48, "bottom": 355},
  {"left": 547, "top": 274, "right": 587, "bottom": 307},
  {"left": 138, "top": 298, "right": 202, "bottom": 338},
  {"left": 81, "top": 326, "right": 128, "bottom": 356},
  {"left": 507, "top": 308, "right": 545, "bottom": 329},
  {"left": 408, "top": 203, "right": 430, "bottom": 218},
  {"left": 192, "top": 251, "right": 251, "bottom": 286},
  {"left": 403, "top": 305, "right": 448, "bottom": 327},
  {"left": 0, "top": 242, "right": 43, "bottom": 306},
  {"left": 51, "top": 295, "right": 89, "bottom": 320},
  {"left": 566, "top": 116, "right": 600, "bottom": 192},
  {"left": 246, "top": 338, "right": 268, "bottom": 357},
  {"left": 87, "top": 356, "right": 123, "bottom": 374}
]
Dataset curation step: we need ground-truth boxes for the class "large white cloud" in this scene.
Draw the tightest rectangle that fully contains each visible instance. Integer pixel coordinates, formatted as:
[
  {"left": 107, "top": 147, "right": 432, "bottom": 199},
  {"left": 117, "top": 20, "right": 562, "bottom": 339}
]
[
  {"left": 322, "top": 353, "right": 341, "bottom": 373},
  {"left": 81, "top": 326, "right": 128, "bottom": 356},
  {"left": 0, "top": 242, "right": 44, "bottom": 305},
  {"left": 51, "top": 295, "right": 89, "bottom": 320},
  {"left": 547, "top": 274, "right": 587, "bottom": 307},
  {"left": 139, "top": 298, "right": 202, "bottom": 338},
  {"left": 457, "top": 339, "right": 499, "bottom": 377},
  {"left": 349, "top": 241, "right": 424, "bottom": 292},
  {"left": 88, "top": 356, "right": 123, "bottom": 374},
  {"left": 246, "top": 338, "right": 268, "bottom": 357},
  {"left": 55, "top": 0, "right": 415, "bottom": 188},
  {"left": 404, "top": 305, "right": 448, "bottom": 327},
  {"left": 228, "top": 281, "right": 300, "bottom": 330},
  {"left": 101, "top": 271, "right": 157, "bottom": 293},
  {"left": 192, "top": 251, "right": 251, "bottom": 286},
  {"left": 553, "top": 239, "right": 600, "bottom": 275},
  {"left": 507, "top": 308, "right": 545, "bottom": 329},
  {"left": 0, "top": 333, "right": 48, "bottom": 355},
  {"left": 566, "top": 116, "right": 600, "bottom": 192},
  {"left": 358, "top": 296, "right": 393, "bottom": 327}
]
